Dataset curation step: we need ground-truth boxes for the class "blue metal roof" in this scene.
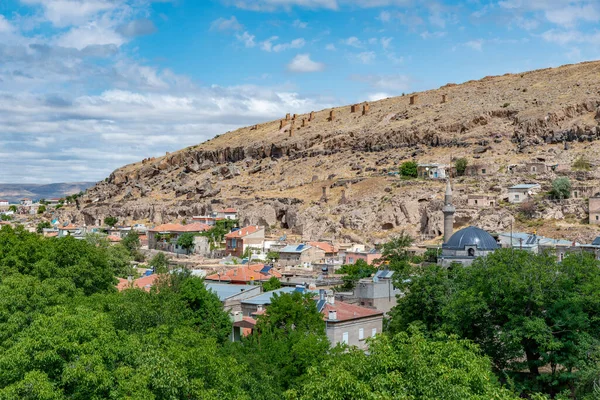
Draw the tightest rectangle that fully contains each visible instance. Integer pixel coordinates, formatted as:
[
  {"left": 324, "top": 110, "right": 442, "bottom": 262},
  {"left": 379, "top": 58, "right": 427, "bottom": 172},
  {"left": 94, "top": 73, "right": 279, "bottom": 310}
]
[
  {"left": 375, "top": 270, "right": 394, "bottom": 279},
  {"left": 242, "top": 287, "right": 317, "bottom": 305},
  {"left": 593, "top": 237, "right": 600, "bottom": 246},
  {"left": 510, "top": 184, "right": 540, "bottom": 190},
  {"left": 280, "top": 244, "right": 311, "bottom": 253},
  {"left": 443, "top": 226, "right": 499, "bottom": 251},
  {"left": 205, "top": 283, "right": 257, "bottom": 301}
]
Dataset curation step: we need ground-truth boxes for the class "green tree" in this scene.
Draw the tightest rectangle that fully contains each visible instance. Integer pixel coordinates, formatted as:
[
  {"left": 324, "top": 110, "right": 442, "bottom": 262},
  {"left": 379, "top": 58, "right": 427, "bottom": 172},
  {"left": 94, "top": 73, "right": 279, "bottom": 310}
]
[
  {"left": 0, "top": 215, "right": 12, "bottom": 222},
  {"left": 7, "top": 205, "right": 16, "bottom": 213},
  {"left": 36, "top": 221, "right": 52, "bottom": 234},
  {"left": 37, "top": 205, "right": 46, "bottom": 214},
  {"left": 455, "top": 157, "right": 468, "bottom": 176},
  {"left": 121, "top": 230, "right": 141, "bottom": 253},
  {"left": 149, "top": 252, "right": 170, "bottom": 273},
  {"left": 423, "top": 247, "right": 440, "bottom": 263},
  {"left": 391, "top": 249, "right": 600, "bottom": 397},
  {"left": 103, "top": 216, "right": 118, "bottom": 227},
  {"left": 266, "top": 251, "right": 280, "bottom": 261},
  {"left": 244, "top": 291, "right": 329, "bottom": 393},
  {"left": 262, "top": 276, "right": 282, "bottom": 292},
  {"left": 400, "top": 161, "right": 418, "bottom": 178},
  {"left": 337, "top": 259, "right": 377, "bottom": 290},
  {"left": 550, "top": 177, "right": 571, "bottom": 200},
  {"left": 289, "top": 328, "right": 521, "bottom": 400},
  {"left": 177, "top": 232, "right": 196, "bottom": 255}
]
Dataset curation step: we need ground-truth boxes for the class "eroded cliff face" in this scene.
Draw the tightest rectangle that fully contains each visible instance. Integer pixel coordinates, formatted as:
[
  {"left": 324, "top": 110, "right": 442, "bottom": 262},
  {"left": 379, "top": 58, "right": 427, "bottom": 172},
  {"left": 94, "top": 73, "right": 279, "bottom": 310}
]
[{"left": 59, "top": 61, "right": 600, "bottom": 244}]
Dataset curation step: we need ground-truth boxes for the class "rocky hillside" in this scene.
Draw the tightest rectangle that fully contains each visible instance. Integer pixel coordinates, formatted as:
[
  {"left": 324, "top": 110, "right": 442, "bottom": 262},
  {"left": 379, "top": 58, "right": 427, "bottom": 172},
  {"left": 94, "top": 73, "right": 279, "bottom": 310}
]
[{"left": 60, "top": 61, "right": 600, "bottom": 245}]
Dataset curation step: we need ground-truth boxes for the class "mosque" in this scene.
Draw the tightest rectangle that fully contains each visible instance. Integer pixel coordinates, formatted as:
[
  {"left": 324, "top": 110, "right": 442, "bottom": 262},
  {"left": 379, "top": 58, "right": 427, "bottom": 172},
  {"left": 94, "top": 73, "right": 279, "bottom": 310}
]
[{"left": 438, "top": 180, "right": 499, "bottom": 267}]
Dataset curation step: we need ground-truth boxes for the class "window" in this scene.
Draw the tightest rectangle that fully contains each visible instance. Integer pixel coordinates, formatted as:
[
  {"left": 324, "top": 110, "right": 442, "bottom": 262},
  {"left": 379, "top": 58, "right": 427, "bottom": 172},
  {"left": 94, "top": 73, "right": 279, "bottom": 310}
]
[
  {"left": 359, "top": 328, "right": 364, "bottom": 340},
  {"left": 342, "top": 332, "right": 349, "bottom": 344},
  {"left": 596, "top": 216, "right": 599, "bottom": 221},
  {"left": 231, "top": 238, "right": 237, "bottom": 248},
  {"left": 371, "top": 328, "right": 377, "bottom": 337},
  {"left": 481, "top": 169, "right": 486, "bottom": 174},
  {"left": 348, "top": 257, "right": 354, "bottom": 263},
  {"left": 468, "top": 248, "right": 475, "bottom": 257},
  {"left": 532, "top": 167, "right": 536, "bottom": 172},
  {"left": 474, "top": 199, "right": 478, "bottom": 205},
  {"left": 515, "top": 194, "right": 520, "bottom": 200}
]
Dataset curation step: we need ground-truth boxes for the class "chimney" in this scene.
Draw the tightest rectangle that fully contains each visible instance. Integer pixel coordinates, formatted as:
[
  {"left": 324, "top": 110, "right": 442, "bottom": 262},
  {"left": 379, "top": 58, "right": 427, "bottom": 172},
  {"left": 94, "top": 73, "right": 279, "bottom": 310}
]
[
  {"left": 351, "top": 104, "right": 358, "bottom": 113},
  {"left": 329, "top": 110, "right": 335, "bottom": 121},
  {"left": 410, "top": 94, "right": 418, "bottom": 105},
  {"left": 285, "top": 113, "right": 291, "bottom": 121},
  {"left": 309, "top": 111, "right": 315, "bottom": 121},
  {"left": 257, "top": 305, "right": 263, "bottom": 312},
  {"left": 279, "top": 120, "right": 284, "bottom": 129},
  {"left": 362, "top": 103, "right": 370, "bottom": 116},
  {"left": 328, "top": 310, "right": 337, "bottom": 320},
  {"left": 292, "top": 114, "right": 297, "bottom": 120},
  {"left": 441, "top": 94, "right": 447, "bottom": 104},
  {"left": 301, "top": 118, "right": 306, "bottom": 128},
  {"left": 326, "top": 291, "right": 335, "bottom": 305}
]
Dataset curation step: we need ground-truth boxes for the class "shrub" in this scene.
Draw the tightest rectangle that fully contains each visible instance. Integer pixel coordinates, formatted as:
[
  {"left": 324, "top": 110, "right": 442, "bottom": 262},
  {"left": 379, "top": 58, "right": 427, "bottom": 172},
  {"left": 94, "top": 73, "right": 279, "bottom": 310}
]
[
  {"left": 454, "top": 158, "right": 468, "bottom": 176},
  {"left": 573, "top": 155, "right": 591, "bottom": 171},
  {"left": 400, "top": 161, "right": 418, "bottom": 178},
  {"left": 549, "top": 177, "right": 571, "bottom": 200}
]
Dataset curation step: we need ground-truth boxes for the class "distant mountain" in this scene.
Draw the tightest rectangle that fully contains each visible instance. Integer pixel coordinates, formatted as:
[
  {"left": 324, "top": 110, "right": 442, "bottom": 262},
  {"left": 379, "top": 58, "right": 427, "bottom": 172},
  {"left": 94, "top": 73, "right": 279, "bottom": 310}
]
[{"left": 0, "top": 182, "right": 97, "bottom": 203}]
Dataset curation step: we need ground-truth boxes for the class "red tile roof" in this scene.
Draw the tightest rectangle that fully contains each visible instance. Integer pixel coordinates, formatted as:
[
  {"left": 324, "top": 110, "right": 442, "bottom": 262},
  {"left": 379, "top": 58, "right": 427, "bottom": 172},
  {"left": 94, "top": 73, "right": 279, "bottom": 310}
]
[
  {"left": 149, "top": 222, "right": 210, "bottom": 233},
  {"left": 107, "top": 235, "right": 122, "bottom": 242},
  {"left": 220, "top": 208, "right": 238, "bottom": 213},
  {"left": 308, "top": 241, "right": 337, "bottom": 254},
  {"left": 205, "top": 264, "right": 281, "bottom": 283},
  {"left": 224, "top": 226, "right": 262, "bottom": 239},
  {"left": 117, "top": 274, "right": 159, "bottom": 292},
  {"left": 59, "top": 224, "right": 80, "bottom": 230},
  {"left": 322, "top": 301, "right": 383, "bottom": 322}
]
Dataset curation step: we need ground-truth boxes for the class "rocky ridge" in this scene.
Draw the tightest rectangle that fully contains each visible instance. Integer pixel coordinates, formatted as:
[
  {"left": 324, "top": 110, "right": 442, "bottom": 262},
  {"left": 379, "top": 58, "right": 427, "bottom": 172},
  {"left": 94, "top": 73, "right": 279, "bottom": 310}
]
[{"left": 59, "top": 61, "right": 600, "bottom": 245}]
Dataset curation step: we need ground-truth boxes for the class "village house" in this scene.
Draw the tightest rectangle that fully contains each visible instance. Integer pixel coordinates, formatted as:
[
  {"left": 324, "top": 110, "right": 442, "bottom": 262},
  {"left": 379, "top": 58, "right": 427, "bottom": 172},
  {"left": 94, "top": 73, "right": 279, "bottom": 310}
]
[
  {"left": 417, "top": 163, "right": 449, "bottom": 179},
  {"left": 463, "top": 164, "right": 494, "bottom": 176},
  {"left": 205, "top": 263, "right": 282, "bottom": 285},
  {"left": 148, "top": 222, "right": 211, "bottom": 253},
  {"left": 571, "top": 185, "right": 596, "bottom": 199},
  {"left": 192, "top": 215, "right": 219, "bottom": 226},
  {"left": 354, "top": 270, "right": 401, "bottom": 314},
  {"left": 508, "top": 183, "right": 541, "bottom": 204},
  {"left": 205, "top": 283, "right": 261, "bottom": 312},
  {"left": 467, "top": 194, "right": 496, "bottom": 208},
  {"left": 525, "top": 162, "right": 549, "bottom": 174},
  {"left": 216, "top": 208, "right": 238, "bottom": 220},
  {"left": 320, "top": 290, "right": 384, "bottom": 350},
  {"left": 278, "top": 244, "right": 325, "bottom": 267},
  {"left": 46, "top": 198, "right": 61, "bottom": 206},
  {"left": 20, "top": 198, "right": 33, "bottom": 206},
  {"left": 117, "top": 274, "right": 158, "bottom": 292},
  {"left": 57, "top": 223, "right": 86, "bottom": 239},
  {"left": 590, "top": 196, "right": 600, "bottom": 225},
  {"left": 224, "top": 226, "right": 265, "bottom": 258},
  {"left": 0, "top": 200, "right": 9, "bottom": 206},
  {"left": 344, "top": 249, "right": 382, "bottom": 265},
  {"left": 308, "top": 241, "right": 338, "bottom": 258}
]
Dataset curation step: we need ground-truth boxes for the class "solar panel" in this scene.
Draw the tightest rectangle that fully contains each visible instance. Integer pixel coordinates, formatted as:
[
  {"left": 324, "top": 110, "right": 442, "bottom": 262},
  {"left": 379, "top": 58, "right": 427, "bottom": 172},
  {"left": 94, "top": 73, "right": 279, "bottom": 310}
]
[
  {"left": 259, "top": 265, "right": 273, "bottom": 275},
  {"left": 316, "top": 299, "right": 326, "bottom": 312},
  {"left": 297, "top": 244, "right": 305, "bottom": 251}
]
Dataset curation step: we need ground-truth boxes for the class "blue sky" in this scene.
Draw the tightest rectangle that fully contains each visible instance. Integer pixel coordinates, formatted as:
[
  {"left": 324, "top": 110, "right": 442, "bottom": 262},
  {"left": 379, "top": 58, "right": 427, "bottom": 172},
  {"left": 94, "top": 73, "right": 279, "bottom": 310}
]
[{"left": 0, "top": 0, "right": 599, "bottom": 183}]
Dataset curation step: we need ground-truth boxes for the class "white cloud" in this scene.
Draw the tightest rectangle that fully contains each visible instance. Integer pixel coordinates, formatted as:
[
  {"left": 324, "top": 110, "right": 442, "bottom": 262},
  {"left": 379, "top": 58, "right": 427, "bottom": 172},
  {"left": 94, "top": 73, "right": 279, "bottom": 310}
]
[
  {"left": 21, "top": 0, "right": 116, "bottom": 27},
  {"left": 540, "top": 29, "right": 600, "bottom": 45},
  {"left": 293, "top": 19, "right": 308, "bottom": 28},
  {"left": 236, "top": 31, "right": 256, "bottom": 47},
  {"left": 368, "top": 92, "right": 391, "bottom": 101},
  {"left": 287, "top": 53, "right": 325, "bottom": 72},
  {"left": 465, "top": 39, "right": 484, "bottom": 51},
  {"left": 352, "top": 74, "right": 411, "bottom": 92},
  {"left": 56, "top": 21, "right": 126, "bottom": 49},
  {"left": 325, "top": 43, "right": 337, "bottom": 51},
  {"left": 0, "top": 15, "right": 13, "bottom": 33},
  {"left": 420, "top": 30, "right": 446, "bottom": 39},
  {"left": 380, "top": 37, "right": 393, "bottom": 49},
  {"left": 377, "top": 10, "right": 391, "bottom": 22},
  {"left": 355, "top": 51, "right": 376, "bottom": 64},
  {"left": 210, "top": 16, "right": 244, "bottom": 31},
  {"left": 227, "top": 0, "right": 412, "bottom": 11},
  {"left": 343, "top": 36, "right": 363, "bottom": 48},
  {"left": 261, "top": 37, "right": 306, "bottom": 52}
]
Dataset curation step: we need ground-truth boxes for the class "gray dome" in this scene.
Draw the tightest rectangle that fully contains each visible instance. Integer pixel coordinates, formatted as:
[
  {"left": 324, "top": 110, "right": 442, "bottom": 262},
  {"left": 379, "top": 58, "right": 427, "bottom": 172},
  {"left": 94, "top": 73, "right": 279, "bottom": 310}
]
[{"left": 443, "top": 226, "right": 498, "bottom": 251}]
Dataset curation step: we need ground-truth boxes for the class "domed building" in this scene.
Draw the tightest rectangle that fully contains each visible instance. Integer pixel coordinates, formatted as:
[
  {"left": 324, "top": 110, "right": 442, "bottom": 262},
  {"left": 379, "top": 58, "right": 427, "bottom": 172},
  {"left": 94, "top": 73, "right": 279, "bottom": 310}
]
[
  {"left": 439, "top": 226, "right": 499, "bottom": 267},
  {"left": 438, "top": 180, "right": 499, "bottom": 267}
]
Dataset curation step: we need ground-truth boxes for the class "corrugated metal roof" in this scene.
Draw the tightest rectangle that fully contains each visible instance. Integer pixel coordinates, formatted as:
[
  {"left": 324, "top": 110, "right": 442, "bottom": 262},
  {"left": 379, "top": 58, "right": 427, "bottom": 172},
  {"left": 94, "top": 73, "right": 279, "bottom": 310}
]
[{"left": 510, "top": 184, "right": 540, "bottom": 190}]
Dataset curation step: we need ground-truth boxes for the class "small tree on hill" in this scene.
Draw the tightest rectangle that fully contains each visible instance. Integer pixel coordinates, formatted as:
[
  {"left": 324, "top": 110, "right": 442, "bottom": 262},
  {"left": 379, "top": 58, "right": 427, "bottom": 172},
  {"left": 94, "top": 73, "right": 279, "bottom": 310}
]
[
  {"left": 149, "top": 252, "right": 169, "bottom": 273},
  {"left": 454, "top": 158, "right": 468, "bottom": 176},
  {"left": 36, "top": 221, "right": 52, "bottom": 234},
  {"left": 104, "top": 216, "right": 118, "bottom": 227},
  {"left": 573, "top": 155, "right": 592, "bottom": 171},
  {"left": 262, "top": 276, "right": 282, "bottom": 292},
  {"left": 121, "top": 230, "right": 141, "bottom": 254},
  {"left": 37, "top": 205, "right": 46, "bottom": 214},
  {"left": 550, "top": 177, "right": 571, "bottom": 200},
  {"left": 8, "top": 205, "right": 17, "bottom": 213},
  {"left": 400, "top": 161, "right": 418, "bottom": 178}
]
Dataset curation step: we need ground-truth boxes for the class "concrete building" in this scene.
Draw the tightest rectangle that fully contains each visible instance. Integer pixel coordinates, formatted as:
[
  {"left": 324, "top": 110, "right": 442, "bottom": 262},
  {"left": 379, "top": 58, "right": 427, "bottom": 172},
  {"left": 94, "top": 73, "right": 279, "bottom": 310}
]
[
  {"left": 344, "top": 249, "right": 382, "bottom": 266},
  {"left": 224, "top": 226, "right": 265, "bottom": 258},
  {"left": 467, "top": 194, "right": 496, "bottom": 208},
  {"left": 148, "top": 222, "right": 211, "bottom": 254},
  {"left": 590, "top": 197, "right": 600, "bottom": 225},
  {"left": 464, "top": 164, "right": 495, "bottom": 176},
  {"left": 417, "top": 163, "right": 449, "bottom": 179},
  {"left": 525, "top": 162, "right": 548, "bottom": 174},
  {"left": 216, "top": 208, "right": 238, "bottom": 220},
  {"left": 508, "top": 184, "right": 541, "bottom": 204},
  {"left": 0, "top": 200, "right": 9, "bottom": 206},
  {"left": 320, "top": 291, "right": 384, "bottom": 350},
  {"left": 571, "top": 185, "right": 596, "bottom": 200},
  {"left": 205, "top": 283, "right": 261, "bottom": 312},
  {"left": 354, "top": 270, "right": 401, "bottom": 314},
  {"left": 279, "top": 244, "right": 325, "bottom": 267}
]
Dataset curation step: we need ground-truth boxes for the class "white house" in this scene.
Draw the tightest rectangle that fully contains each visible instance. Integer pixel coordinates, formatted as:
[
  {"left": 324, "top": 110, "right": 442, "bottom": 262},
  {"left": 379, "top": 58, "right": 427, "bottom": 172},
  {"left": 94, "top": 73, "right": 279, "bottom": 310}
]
[{"left": 508, "top": 184, "right": 541, "bottom": 204}]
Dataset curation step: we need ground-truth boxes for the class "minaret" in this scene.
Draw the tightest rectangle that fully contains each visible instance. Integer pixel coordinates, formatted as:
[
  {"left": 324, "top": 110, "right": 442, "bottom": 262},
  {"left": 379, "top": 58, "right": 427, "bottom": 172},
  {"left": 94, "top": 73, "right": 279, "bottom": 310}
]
[{"left": 443, "top": 179, "right": 455, "bottom": 243}]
